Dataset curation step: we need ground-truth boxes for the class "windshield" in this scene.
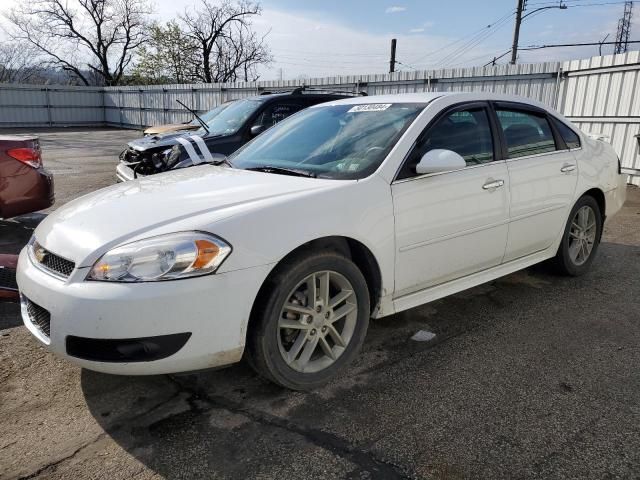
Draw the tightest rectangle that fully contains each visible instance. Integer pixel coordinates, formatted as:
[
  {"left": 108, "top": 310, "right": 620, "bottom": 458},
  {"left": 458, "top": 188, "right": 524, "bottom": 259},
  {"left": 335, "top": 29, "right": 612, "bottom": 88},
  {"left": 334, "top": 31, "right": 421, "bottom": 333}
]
[
  {"left": 189, "top": 102, "right": 232, "bottom": 126},
  {"left": 230, "top": 103, "right": 425, "bottom": 179},
  {"left": 196, "top": 99, "right": 263, "bottom": 136}
]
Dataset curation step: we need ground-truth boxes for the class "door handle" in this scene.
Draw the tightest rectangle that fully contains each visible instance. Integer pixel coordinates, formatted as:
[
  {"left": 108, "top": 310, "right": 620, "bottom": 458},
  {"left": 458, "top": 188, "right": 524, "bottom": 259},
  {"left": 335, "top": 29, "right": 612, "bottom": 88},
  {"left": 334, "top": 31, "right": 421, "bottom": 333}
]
[
  {"left": 560, "top": 163, "right": 576, "bottom": 173},
  {"left": 482, "top": 179, "right": 505, "bottom": 190}
]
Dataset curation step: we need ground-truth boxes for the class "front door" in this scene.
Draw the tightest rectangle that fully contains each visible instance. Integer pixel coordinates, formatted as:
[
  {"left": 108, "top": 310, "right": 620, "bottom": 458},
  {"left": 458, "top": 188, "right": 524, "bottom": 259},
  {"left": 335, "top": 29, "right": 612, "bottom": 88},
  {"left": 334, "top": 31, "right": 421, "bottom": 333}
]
[{"left": 392, "top": 103, "right": 510, "bottom": 297}]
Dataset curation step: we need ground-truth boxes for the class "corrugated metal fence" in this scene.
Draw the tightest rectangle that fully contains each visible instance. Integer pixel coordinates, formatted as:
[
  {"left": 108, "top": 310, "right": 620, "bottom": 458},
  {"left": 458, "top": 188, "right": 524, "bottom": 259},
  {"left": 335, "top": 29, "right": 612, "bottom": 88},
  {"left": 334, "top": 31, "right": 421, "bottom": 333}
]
[
  {"left": 1, "top": 52, "right": 639, "bottom": 180},
  {"left": 0, "top": 84, "right": 104, "bottom": 126},
  {"left": 101, "top": 61, "right": 562, "bottom": 128},
  {"left": 559, "top": 52, "right": 640, "bottom": 180}
]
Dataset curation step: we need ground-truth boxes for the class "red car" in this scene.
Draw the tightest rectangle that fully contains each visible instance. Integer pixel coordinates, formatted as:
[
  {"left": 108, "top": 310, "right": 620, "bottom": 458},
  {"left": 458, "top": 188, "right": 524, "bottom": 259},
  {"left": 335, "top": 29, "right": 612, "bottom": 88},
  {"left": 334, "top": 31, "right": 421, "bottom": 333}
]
[
  {"left": 0, "top": 135, "right": 54, "bottom": 219},
  {"left": 1, "top": 135, "right": 53, "bottom": 301}
]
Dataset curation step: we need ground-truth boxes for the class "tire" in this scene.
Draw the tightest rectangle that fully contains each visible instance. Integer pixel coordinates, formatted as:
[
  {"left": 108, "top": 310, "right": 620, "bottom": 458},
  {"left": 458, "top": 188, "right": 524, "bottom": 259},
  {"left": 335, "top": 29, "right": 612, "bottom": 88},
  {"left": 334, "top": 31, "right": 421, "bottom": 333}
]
[
  {"left": 553, "top": 195, "right": 603, "bottom": 276},
  {"left": 245, "top": 251, "right": 370, "bottom": 390}
]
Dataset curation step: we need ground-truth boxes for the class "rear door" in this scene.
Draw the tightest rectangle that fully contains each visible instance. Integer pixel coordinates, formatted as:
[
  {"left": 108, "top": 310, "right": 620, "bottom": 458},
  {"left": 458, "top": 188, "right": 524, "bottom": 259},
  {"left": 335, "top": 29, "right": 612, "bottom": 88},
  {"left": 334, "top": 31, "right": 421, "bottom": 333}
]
[
  {"left": 392, "top": 102, "right": 510, "bottom": 296},
  {"left": 493, "top": 103, "right": 578, "bottom": 262}
]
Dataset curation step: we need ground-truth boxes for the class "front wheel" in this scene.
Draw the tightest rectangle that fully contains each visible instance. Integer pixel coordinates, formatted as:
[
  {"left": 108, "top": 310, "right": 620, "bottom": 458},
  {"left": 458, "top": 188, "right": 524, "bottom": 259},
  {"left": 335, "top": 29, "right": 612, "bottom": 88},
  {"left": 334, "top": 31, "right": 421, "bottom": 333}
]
[
  {"left": 245, "top": 252, "right": 370, "bottom": 390},
  {"left": 553, "top": 195, "right": 603, "bottom": 276}
]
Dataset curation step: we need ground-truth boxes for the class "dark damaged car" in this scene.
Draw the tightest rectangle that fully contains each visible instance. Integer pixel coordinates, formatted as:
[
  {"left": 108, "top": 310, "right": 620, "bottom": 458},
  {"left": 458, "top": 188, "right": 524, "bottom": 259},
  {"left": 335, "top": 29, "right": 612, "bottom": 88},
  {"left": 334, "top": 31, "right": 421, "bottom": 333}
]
[{"left": 116, "top": 89, "right": 362, "bottom": 181}]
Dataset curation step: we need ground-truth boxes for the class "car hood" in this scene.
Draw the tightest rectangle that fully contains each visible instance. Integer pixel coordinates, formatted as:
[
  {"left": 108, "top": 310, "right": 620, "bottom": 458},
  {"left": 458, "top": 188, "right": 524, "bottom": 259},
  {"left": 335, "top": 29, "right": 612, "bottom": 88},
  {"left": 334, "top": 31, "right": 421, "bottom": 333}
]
[
  {"left": 127, "top": 131, "right": 192, "bottom": 151},
  {"left": 143, "top": 123, "right": 198, "bottom": 136},
  {"left": 127, "top": 130, "right": 229, "bottom": 152},
  {"left": 34, "top": 166, "right": 340, "bottom": 267}
]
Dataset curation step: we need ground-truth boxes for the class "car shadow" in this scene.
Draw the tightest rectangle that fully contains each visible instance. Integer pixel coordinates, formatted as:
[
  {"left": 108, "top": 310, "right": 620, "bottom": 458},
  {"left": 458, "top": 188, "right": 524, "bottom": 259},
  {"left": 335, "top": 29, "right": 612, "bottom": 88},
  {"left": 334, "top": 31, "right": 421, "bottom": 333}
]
[
  {"left": 0, "top": 215, "right": 45, "bottom": 329},
  {"left": 77, "top": 243, "right": 640, "bottom": 479},
  {"left": 0, "top": 213, "right": 46, "bottom": 255}
]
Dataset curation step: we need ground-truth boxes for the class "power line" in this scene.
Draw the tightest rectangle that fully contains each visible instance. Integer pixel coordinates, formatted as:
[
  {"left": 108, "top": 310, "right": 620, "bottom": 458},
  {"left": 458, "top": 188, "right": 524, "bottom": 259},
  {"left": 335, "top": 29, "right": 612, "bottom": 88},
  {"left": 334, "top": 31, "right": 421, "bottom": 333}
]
[
  {"left": 395, "top": 60, "right": 417, "bottom": 71},
  {"left": 406, "top": 9, "right": 516, "bottom": 66},
  {"left": 434, "top": 13, "right": 516, "bottom": 68},
  {"left": 520, "top": 39, "right": 640, "bottom": 48},
  {"left": 483, "top": 49, "right": 513, "bottom": 67},
  {"left": 527, "top": 0, "right": 630, "bottom": 6}
]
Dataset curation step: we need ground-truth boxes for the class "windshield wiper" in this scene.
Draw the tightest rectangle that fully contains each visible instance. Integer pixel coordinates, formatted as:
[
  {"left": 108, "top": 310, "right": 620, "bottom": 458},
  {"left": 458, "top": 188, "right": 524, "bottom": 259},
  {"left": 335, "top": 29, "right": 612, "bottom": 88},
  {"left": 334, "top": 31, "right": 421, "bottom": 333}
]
[
  {"left": 211, "top": 156, "right": 234, "bottom": 168},
  {"left": 246, "top": 166, "right": 316, "bottom": 178},
  {"left": 176, "top": 99, "right": 210, "bottom": 134}
]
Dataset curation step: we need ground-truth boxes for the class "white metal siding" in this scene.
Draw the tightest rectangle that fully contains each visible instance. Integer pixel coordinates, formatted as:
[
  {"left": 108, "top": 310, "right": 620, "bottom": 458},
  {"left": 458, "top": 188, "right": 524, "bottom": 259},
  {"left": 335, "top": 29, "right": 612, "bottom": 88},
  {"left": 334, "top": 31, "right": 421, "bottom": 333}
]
[{"left": 0, "top": 52, "right": 639, "bottom": 182}]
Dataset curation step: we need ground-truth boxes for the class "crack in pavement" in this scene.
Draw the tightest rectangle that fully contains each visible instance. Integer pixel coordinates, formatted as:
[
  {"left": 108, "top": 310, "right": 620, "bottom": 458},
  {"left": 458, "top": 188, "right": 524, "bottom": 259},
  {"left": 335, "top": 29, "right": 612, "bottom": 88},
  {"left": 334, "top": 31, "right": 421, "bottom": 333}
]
[
  {"left": 10, "top": 389, "right": 184, "bottom": 480},
  {"left": 15, "top": 433, "right": 107, "bottom": 480},
  {"left": 165, "top": 375, "right": 414, "bottom": 479}
]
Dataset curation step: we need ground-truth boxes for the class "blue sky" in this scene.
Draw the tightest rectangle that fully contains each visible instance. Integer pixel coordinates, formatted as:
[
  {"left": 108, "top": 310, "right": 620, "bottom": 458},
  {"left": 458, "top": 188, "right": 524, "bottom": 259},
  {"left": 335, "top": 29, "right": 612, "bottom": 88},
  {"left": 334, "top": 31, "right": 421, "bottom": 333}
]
[
  {"left": 1, "top": 0, "right": 633, "bottom": 80},
  {"left": 242, "top": 0, "right": 630, "bottom": 79}
]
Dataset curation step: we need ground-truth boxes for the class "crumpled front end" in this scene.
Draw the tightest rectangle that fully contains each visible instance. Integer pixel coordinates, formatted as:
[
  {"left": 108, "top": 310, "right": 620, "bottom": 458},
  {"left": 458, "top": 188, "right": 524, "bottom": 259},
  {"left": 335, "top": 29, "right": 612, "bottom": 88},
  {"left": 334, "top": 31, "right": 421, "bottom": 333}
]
[{"left": 118, "top": 146, "right": 180, "bottom": 178}]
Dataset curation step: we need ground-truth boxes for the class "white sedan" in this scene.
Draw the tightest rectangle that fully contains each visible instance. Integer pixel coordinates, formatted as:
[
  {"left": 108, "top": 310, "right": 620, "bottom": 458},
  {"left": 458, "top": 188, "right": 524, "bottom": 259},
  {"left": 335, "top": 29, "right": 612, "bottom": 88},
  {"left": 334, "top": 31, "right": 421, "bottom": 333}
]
[{"left": 17, "top": 92, "right": 627, "bottom": 390}]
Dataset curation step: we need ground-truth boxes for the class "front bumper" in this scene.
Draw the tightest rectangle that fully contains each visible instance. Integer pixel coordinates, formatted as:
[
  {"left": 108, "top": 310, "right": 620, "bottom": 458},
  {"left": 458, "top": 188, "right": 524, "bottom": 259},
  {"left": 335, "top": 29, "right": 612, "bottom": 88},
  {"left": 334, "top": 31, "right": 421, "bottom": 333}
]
[{"left": 16, "top": 248, "right": 272, "bottom": 375}]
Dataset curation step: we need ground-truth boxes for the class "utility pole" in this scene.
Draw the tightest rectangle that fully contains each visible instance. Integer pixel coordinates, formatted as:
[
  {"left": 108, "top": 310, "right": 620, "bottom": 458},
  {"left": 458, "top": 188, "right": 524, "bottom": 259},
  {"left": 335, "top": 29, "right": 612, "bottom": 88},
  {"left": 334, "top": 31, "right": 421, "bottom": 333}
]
[
  {"left": 614, "top": 1, "right": 633, "bottom": 54},
  {"left": 389, "top": 38, "right": 397, "bottom": 73},
  {"left": 510, "top": 0, "right": 567, "bottom": 64},
  {"left": 510, "top": 0, "right": 526, "bottom": 64}
]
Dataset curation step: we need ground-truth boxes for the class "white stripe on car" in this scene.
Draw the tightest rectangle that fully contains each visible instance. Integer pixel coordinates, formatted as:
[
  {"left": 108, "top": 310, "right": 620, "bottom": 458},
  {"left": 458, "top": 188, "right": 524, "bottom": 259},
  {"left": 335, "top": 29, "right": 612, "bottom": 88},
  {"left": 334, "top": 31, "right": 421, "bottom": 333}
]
[
  {"left": 175, "top": 137, "right": 202, "bottom": 164},
  {"left": 190, "top": 135, "right": 214, "bottom": 162}
]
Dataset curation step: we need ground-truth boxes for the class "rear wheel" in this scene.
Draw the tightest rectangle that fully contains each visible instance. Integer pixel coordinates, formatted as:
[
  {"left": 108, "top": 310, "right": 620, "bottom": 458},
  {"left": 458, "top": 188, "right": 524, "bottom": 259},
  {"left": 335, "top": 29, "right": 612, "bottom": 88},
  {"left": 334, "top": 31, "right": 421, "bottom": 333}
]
[
  {"left": 245, "top": 252, "right": 370, "bottom": 390},
  {"left": 553, "top": 195, "right": 602, "bottom": 276}
]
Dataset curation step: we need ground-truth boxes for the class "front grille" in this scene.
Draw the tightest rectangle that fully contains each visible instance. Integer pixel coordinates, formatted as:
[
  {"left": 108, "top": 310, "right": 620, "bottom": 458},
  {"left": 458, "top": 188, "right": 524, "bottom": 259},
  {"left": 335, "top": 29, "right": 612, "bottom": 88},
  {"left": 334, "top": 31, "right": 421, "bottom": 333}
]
[
  {"left": 32, "top": 242, "right": 75, "bottom": 278},
  {"left": 121, "top": 147, "right": 143, "bottom": 164},
  {"left": 120, "top": 147, "right": 164, "bottom": 176},
  {"left": 0, "top": 267, "right": 18, "bottom": 291},
  {"left": 24, "top": 297, "right": 51, "bottom": 337}
]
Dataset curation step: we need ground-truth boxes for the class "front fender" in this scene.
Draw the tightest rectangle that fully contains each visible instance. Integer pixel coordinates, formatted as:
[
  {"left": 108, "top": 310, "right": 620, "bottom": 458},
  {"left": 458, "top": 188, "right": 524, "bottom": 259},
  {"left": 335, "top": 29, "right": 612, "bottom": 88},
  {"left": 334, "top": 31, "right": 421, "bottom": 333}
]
[{"left": 210, "top": 176, "right": 396, "bottom": 300}]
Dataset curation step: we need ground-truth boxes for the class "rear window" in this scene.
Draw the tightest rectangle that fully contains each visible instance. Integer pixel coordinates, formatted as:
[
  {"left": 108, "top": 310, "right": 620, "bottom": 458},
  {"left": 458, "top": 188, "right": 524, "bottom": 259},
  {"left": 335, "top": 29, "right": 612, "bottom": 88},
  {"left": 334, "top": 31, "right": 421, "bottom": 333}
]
[
  {"left": 552, "top": 118, "right": 581, "bottom": 149},
  {"left": 496, "top": 109, "right": 556, "bottom": 158}
]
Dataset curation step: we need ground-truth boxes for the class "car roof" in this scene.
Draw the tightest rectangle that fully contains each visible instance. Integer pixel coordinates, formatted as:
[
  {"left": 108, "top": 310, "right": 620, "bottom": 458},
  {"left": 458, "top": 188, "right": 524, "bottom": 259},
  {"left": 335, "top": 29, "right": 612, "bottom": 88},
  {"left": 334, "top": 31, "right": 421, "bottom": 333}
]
[
  {"left": 312, "top": 92, "right": 551, "bottom": 110},
  {"left": 245, "top": 91, "right": 358, "bottom": 103}
]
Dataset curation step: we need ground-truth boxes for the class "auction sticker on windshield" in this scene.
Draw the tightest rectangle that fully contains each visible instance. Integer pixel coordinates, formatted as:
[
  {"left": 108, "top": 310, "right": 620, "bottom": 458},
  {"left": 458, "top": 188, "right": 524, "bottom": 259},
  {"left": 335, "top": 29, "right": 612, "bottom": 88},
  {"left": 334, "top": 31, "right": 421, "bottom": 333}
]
[{"left": 348, "top": 104, "right": 392, "bottom": 113}]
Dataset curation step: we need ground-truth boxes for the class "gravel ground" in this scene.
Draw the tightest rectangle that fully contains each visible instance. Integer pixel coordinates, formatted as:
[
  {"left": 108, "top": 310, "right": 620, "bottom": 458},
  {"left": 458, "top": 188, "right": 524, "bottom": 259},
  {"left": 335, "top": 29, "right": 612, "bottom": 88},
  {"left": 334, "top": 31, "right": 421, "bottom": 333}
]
[{"left": 1, "top": 128, "right": 639, "bottom": 480}]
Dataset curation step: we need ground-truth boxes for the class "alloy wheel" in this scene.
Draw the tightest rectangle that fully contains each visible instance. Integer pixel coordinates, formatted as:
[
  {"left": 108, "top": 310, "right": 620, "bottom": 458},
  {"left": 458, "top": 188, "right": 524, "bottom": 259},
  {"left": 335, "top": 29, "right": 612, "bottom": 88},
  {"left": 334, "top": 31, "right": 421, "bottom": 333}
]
[
  {"left": 277, "top": 270, "right": 358, "bottom": 373},
  {"left": 568, "top": 205, "right": 597, "bottom": 266}
]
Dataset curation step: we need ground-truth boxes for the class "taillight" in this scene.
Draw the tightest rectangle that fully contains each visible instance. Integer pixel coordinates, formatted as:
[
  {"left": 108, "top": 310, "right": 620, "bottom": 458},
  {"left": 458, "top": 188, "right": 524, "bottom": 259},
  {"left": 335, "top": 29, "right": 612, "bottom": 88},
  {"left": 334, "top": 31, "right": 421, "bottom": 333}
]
[{"left": 7, "top": 147, "right": 42, "bottom": 168}]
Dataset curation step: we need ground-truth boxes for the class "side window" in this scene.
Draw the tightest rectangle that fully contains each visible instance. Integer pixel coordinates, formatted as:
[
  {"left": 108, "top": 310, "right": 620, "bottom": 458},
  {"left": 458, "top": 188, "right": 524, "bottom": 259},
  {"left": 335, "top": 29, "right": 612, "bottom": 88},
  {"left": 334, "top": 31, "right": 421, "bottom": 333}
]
[
  {"left": 496, "top": 109, "right": 556, "bottom": 158},
  {"left": 255, "top": 103, "right": 304, "bottom": 128},
  {"left": 551, "top": 117, "right": 581, "bottom": 149},
  {"left": 399, "top": 107, "right": 495, "bottom": 178}
]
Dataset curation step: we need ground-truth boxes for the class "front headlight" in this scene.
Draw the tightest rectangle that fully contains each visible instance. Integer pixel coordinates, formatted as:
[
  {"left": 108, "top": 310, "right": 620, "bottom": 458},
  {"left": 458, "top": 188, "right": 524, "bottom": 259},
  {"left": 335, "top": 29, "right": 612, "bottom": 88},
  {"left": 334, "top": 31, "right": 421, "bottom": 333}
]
[{"left": 87, "top": 232, "right": 231, "bottom": 282}]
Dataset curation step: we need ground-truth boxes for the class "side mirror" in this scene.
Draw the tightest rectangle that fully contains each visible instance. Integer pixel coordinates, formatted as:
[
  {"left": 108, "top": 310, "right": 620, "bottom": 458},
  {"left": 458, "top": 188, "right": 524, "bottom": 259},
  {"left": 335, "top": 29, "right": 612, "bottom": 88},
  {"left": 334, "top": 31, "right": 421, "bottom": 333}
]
[
  {"left": 250, "top": 125, "right": 265, "bottom": 136},
  {"left": 416, "top": 149, "right": 466, "bottom": 175}
]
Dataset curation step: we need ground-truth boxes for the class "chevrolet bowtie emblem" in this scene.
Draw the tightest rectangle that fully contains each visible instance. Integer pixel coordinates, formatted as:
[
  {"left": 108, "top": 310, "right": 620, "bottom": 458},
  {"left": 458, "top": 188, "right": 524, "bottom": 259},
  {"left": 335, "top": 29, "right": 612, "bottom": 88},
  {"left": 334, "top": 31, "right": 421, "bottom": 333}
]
[{"left": 34, "top": 247, "right": 47, "bottom": 263}]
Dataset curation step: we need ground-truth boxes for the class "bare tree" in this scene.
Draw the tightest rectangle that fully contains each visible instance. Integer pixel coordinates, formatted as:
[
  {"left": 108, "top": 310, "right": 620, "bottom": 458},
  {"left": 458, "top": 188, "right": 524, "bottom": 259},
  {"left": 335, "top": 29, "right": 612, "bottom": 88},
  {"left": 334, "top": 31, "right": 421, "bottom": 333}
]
[
  {"left": 180, "top": 0, "right": 271, "bottom": 83},
  {"left": 4, "top": 0, "right": 151, "bottom": 86},
  {"left": 215, "top": 24, "right": 271, "bottom": 82},
  {"left": 0, "top": 43, "right": 41, "bottom": 83}
]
